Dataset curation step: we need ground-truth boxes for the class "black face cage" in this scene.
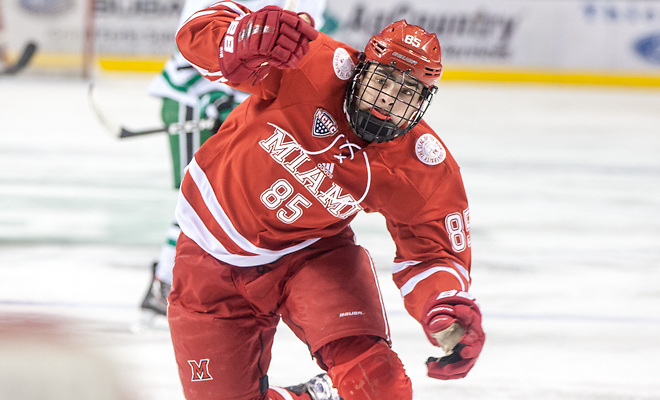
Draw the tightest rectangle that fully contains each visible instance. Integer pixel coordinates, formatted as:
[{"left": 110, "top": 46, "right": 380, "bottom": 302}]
[{"left": 345, "top": 59, "right": 437, "bottom": 143}]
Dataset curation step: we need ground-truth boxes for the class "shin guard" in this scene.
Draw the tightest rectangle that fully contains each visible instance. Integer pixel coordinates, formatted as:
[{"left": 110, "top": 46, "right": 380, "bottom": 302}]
[{"left": 327, "top": 340, "right": 413, "bottom": 400}]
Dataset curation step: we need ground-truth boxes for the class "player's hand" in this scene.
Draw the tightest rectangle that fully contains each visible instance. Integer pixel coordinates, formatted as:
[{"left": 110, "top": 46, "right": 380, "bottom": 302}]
[
  {"left": 219, "top": 6, "right": 319, "bottom": 84},
  {"left": 421, "top": 290, "right": 485, "bottom": 380}
]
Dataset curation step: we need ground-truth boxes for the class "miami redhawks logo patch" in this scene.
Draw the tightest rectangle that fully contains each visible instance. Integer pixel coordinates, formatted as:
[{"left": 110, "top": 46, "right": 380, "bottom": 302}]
[
  {"left": 415, "top": 134, "right": 446, "bottom": 165},
  {"left": 333, "top": 48, "right": 355, "bottom": 80},
  {"left": 313, "top": 108, "right": 339, "bottom": 138},
  {"left": 188, "top": 359, "right": 213, "bottom": 381}
]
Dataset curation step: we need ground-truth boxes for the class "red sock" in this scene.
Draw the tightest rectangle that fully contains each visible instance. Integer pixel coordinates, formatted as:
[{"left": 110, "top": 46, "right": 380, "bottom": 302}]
[{"left": 266, "top": 387, "right": 311, "bottom": 400}]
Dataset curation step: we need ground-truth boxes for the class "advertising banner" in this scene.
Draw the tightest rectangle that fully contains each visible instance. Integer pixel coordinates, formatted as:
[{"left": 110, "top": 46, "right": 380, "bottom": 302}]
[
  {"left": 2, "top": 0, "right": 659, "bottom": 82},
  {"left": 324, "top": 0, "right": 660, "bottom": 74},
  {"left": 94, "top": 0, "right": 182, "bottom": 56}
]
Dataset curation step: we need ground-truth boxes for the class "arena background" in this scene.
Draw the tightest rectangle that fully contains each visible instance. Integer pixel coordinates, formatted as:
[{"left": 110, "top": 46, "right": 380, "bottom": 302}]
[{"left": 2, "top": 0, "right": 660, "bottom": 85}]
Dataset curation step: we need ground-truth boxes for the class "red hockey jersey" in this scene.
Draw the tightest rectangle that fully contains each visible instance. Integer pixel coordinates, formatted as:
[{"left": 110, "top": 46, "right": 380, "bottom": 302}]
[{"left": 175, "top": 1, "right": 473, "bottom": 321}]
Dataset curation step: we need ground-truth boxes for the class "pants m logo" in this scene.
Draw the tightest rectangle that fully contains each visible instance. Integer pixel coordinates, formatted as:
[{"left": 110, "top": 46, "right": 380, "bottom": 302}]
[{"left": 188, "top": 359, "right": 213, "bottom": 381}]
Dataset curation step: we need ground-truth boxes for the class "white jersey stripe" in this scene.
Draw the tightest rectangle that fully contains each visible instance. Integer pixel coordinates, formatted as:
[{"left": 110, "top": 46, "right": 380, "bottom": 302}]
[
  {"left": 176, "top": 158, "right": 320, "bottom": 266},
  {"left": 398, "top": 266, "right": 468, "bottom": 298},
  {"left": 393, "top": 259, "right": 470, "bottom": 285},
  {"left": 187, "top": 158, "right": 259, "bottom": 253},
  {"left": 176, "top": 192, "right": 278, "bottom": 266},
  {"left": 392, "top": 259, "right": 421, "bottom": 274},
  {"left": 450, "top": 259, "right": 470, "bottom": 285}
]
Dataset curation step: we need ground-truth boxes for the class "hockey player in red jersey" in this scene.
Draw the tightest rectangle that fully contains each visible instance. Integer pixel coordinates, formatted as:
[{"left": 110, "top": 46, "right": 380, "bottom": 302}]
[{"left": 169, "top": 2, "right": 486, "bottom": 399}]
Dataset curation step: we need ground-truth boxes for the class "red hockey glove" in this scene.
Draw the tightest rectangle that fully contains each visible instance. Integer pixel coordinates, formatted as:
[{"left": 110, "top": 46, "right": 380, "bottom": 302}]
[
  {"left": 421, "top": 290, "right": 485, "bottom": 380},
  {"left": 219, "top": 6, "right": 318, "bottom": 84}
]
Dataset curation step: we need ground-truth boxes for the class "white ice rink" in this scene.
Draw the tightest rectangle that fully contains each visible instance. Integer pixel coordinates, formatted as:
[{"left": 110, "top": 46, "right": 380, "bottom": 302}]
[{"left": 1, "top": 73, "right": 659, "bottom": 399}]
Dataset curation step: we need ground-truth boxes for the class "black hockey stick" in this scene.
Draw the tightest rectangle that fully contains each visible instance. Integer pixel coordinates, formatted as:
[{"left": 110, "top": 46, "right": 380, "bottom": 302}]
[
  {"left": 88, "top": 83, "right": 169, "bottom": 138},
  {"left": 1, "top": 1, "right": 37, "bottom": 75},
  {"left": 88, "top": 83, "right": 229, "bottom": 139},
  {"left": 119, "top": 126, "right": 168, "bottom": 138},
  {"left": 119, "top": 120, "right": 227, "bottom": 138},
  {"left": 119, "top": 118, "right": 220, "bottom": 138},
  {"left": 118, "top": 120, "right": 220, "bottom": 138},
  {"left": 1, "top": 42, "right": 37, "bottom": 75}
]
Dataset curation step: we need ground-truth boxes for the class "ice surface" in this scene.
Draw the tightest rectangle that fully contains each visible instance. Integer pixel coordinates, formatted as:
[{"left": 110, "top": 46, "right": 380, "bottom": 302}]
[{"left": 1, "top": 74, "right": 659, "bottom": 399}]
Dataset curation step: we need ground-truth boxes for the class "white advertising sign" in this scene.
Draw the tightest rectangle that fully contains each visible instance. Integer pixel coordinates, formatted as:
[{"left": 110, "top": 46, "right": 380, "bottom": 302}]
[
  {"left": 325, "top": 0, "right": 660, "bottom": 73},
  {"left": 2, "top": 0, "right": 659, "bottom": 78}
]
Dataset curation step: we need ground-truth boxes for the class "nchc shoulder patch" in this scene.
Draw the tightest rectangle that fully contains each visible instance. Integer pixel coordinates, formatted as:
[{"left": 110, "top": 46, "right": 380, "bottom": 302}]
[
  {"left": 333, "top": 47, "right": 356, "bottom": 80},
  {"left": 312, "top": 108, "right": 339, "bottom": 138},
  {"left": 415, "top": 133, "right": 446, "bottom": 165}
]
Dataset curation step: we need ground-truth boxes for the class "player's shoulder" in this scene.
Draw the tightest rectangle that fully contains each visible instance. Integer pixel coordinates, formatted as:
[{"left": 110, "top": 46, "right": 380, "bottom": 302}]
[
  {"left": 368, "top": 125, "right": 464, "bottom": 221},
  {"left": 292, "top": 33, "right": 360, "bottom": 93},
  {"left": 407, "top": 123, "right": 458, "bottom": 170},
  {"left": 375, "top": 122, "right": 459, "bottom": 176},
  {"left": 307, "top": 32, "right": 360, "bottom": 64}
]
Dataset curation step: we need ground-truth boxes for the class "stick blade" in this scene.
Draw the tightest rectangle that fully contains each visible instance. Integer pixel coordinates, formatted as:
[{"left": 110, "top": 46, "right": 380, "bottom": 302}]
[
  {"left": 2, "top": 42, "right": 38, "bottom": 75},
  {"left": 119, "top": 126, "right": 167, "bottom": 138}
]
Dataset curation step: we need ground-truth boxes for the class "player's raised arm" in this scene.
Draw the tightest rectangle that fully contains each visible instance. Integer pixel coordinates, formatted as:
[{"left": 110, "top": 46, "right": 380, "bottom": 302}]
[
  {"left": 175, "top": 1, "right": 250, "bottom": 82},
  {"left": 175, "top": 1, "right": 318, "bottom": 86}
]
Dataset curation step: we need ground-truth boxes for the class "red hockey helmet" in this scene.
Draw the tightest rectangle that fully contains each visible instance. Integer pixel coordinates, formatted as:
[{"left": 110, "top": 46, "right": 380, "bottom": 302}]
[
  {"left": 364, "top": 20, "right": 443, "bottom": 88},
  {"left": 345, "top": 20, "right": 442, "bottom": 142}
]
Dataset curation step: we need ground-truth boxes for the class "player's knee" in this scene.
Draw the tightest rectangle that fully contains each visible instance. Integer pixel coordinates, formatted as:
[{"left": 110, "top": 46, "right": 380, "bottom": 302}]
[{"left": 316, "top": 336, "right": 413, "bottom": 400}]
